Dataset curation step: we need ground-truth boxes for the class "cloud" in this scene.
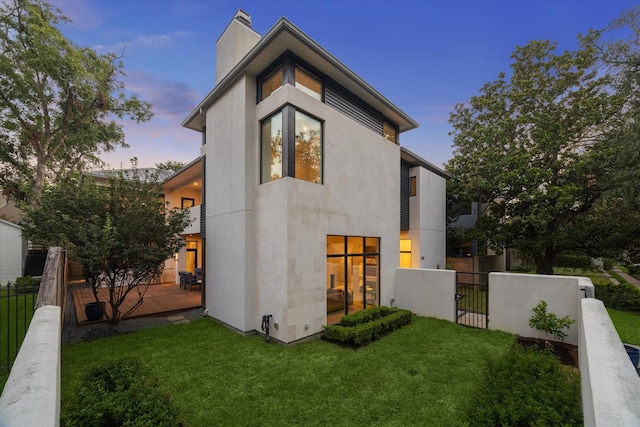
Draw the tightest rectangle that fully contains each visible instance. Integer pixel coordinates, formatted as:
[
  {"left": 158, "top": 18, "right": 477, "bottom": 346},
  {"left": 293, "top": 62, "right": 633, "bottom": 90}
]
[
  {"left": 132, "top": 31, "right": 191, "bottom": 48},
  {"left": 99, "top": 120, "right": 201, "bottom": 170},
  {"left": 96, "top": 72, "right": 204, "bottom": 169},
  {"left": 51, "top": 0, "right": 103, "bottom": 30},
  {"left": 92, "top": 31, "right": 192, "bottom": 55},
  {"left": 124, "top": 71, "right": 202, "bottom": 121}
]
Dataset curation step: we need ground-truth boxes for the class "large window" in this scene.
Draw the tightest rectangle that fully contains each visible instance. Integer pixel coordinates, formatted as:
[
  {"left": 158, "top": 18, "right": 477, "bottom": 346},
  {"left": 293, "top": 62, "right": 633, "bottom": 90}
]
[
  {"left": 326, "top": 235, "right": 380, "bottom": 323},
  {"left": 294, "top": 111, "right": 322, "bottom": 183},
  {"left": 261, "top": 106, "right": 322, "bottom": 184}
]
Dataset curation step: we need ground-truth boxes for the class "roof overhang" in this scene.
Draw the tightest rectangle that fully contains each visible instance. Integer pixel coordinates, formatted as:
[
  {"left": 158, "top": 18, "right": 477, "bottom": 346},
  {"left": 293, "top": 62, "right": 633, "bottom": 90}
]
[
  {"left": 162, "top": 156, "right": 203, "bottom": 191},
  {"left": 401, "top": 147, "right": 452, "bottom": 180},
  {"left": 183, "top": 18, "right": 419, "bottom": 133},
  {"left": 0, "top": 218, "right": 21, "bottom": 229}
]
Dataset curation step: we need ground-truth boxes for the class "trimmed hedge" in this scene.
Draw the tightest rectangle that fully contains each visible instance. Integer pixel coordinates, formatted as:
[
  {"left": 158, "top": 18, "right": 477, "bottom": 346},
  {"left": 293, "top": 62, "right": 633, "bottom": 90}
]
[
  {"left": 595, "top": 282, "right": 640, "bottom": 313},
  {"left": 324, "top": 307, "right": 412, "bottom": 346},
  {"left": 339, "top": 305, "right": 395, "bottom": 327}
]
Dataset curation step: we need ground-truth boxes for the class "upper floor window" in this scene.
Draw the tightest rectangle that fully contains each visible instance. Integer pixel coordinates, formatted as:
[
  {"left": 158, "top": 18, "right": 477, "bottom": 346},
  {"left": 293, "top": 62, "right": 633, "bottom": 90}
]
[
  {"left": 295, "top": 66, "right": 322, "bottom": 101},
  {"left": 261, "top": 106, "right": 323, "bottom": 185},
  {"left": 383, "top": 120, "right": 397, "bottom": 143},
  {"left": 261, "top": 111, "right": 283, "bottom": 182},
  {"left": 261, "top": 67, "right": 283, "bottom": 99},
  {"left": 258, "top": 53, "right": 396, "bottom": 144},
  {"left": 410, "top": 176, "right": 417, "bottom": 197},
  {"left": 295, "top": 110, "right": 322, "bottom": 183}
]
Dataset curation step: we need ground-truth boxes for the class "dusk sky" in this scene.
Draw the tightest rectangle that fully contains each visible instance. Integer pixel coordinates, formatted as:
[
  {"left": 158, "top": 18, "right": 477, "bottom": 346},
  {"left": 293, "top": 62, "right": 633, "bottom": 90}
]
[{"left": 50, "top": 0, "right": 636, "bottom": 170}]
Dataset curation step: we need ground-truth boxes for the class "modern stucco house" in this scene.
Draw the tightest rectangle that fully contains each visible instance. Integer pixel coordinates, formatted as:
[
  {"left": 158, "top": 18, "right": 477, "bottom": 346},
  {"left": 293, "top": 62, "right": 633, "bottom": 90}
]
[{"left": 179, "top": 11, "right": 449, "bottom": 343}]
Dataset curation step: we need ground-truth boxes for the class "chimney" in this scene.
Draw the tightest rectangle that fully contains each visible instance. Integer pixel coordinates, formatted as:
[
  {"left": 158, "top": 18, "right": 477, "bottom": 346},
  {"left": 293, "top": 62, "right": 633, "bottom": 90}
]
[{"left": 216, "top": 10, "right": 261, "bottom": 83}]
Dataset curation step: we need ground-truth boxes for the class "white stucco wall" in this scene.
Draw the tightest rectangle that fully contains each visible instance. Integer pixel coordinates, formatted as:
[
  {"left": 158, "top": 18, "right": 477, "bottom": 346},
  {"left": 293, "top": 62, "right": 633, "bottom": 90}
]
[
  {"left": 489, "top": 272, "right": 582, "bottom": 345},
  {"left": 396, "top": 268, "right": 456, "bottom": 321},
  {"left": 254, "top": 84, "right": 400, "bottom": 343},
  {"left": 580, "top": 298, "right": 640, "bottom": 426},
  {"left": 215, "top": 13, "right": 261, "bottom": 84},
  {"left": 0, "top": 219, "right": 23, "bottom": 286},
  {"left": 204, "top": 75, "right": 256, "bottom": 332},
  {"left": 0, "top": 306, "right": 61, "bottom": 427},
  {"left": 408, "top": 167, "right": 446, "bottom": 270}
]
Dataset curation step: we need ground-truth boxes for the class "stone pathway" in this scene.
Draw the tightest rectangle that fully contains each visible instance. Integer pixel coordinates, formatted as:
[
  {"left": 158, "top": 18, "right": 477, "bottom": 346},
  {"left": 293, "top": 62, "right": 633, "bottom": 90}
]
[{"left": 613, "top": 268, "right": 640, "bottom": 289}]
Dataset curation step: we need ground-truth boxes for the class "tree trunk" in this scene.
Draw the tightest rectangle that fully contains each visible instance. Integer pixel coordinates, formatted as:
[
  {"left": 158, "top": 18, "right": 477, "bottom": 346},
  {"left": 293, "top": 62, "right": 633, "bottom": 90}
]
[{"left": 535, "top": 249, "right": 555, "bottom": 275}]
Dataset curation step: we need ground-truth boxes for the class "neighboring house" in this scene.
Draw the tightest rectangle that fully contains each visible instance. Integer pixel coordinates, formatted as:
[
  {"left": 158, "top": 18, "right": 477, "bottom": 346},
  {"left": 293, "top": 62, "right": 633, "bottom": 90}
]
[
  {"left": 0, "top": 218, "right": 25, "bottom": 286},
  {"left": 0, "top": 193, "right": 23, "bottom": 224},
  {"left": 446, "top": 201, "right": 525, "bottom": 272},
  {"left": 176, "top": 10, "right": 449, "bottom": 344}
]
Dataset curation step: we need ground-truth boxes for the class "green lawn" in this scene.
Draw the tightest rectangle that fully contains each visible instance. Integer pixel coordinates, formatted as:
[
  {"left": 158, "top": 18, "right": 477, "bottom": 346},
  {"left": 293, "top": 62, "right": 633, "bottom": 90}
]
[
  {"left": 553, "top": 267, "right": 613, "bottom": 285},
  {"left": 608, "top": 308, "right": 640, "bottom": 345},
  {"left": 457, "top": 285, "right": 487, "bottom": 314},
  {"left": 0, "top": 288, "right": 38, "bottom": 387},
  {"left": 62, "top": 316, "right": 516, "bottom": 426}
]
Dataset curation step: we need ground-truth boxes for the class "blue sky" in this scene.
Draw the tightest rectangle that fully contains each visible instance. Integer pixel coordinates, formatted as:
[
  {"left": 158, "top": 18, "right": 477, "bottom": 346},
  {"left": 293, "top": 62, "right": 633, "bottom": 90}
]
[{"left": 50, "top": 0, "right": 636, "bottom": 170}]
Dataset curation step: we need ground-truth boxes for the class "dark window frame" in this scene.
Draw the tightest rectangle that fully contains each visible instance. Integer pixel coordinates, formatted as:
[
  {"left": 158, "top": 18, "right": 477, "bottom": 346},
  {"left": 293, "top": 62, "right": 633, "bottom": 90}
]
[
  {"left": 326, "top": 235, "right": 380, "bottom": 313},
  {"left": 256, "top": 52, "right": 397, "bottom": 144},
  {"left": 410, "top": 176, "right": 417, "bottom": 197},
  {"left": 260, "top": 104, "right": 324, "bottom": 184},
  {"left": 181, "top": 197, "right": 195, "bottom": 209}
]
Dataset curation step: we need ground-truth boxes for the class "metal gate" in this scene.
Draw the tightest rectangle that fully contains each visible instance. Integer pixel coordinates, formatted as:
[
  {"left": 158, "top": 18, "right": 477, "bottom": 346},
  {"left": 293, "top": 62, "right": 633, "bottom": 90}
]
[{"left": 455, "top": 272, "right": 489, "bottom": 329}]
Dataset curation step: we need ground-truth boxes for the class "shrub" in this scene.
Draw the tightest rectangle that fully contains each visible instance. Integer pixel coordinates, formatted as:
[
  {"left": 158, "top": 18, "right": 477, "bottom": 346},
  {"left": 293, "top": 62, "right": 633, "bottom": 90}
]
[
  {"left": 529, "top": 300, "right": 575, "bottom": 342},
  {"left": 595, "top": 283, "right": 640, "bottom": 312},
  {"left": 61, "top": 358, "right": 181, "bottom": 427},
  {"left": 509, "top": 264, "right": 535, "bottom": 273},
  {"left": 466, "top": 345, "right": 582, "bottom": 426},
  {"left": 555, "top": 253, "right": 593, "bottom": 271},
  {"left": 339, "top": 306, "right": 394, "bottom": 327},
  {"left": 323, "top": 307, "right": 412, "bottom": 346},
  {"left": 628, "top": 264, "right": 640, "bottom": 276}
]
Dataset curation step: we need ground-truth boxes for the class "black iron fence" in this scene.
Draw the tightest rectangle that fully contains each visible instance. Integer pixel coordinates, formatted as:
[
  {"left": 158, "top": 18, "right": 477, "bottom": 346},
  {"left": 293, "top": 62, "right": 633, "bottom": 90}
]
[
  {"left": 455, "top": 272, "right": 489, "bottom": 329},
  {"left": 1, "top": 282, "right": 39, "bottom": 372}
]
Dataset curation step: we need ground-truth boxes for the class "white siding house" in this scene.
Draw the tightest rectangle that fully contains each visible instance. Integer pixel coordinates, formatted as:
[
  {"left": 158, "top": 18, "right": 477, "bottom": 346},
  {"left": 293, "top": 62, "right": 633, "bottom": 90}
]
[{"left": 0, "top": 219, "right": 24, "bottom": 286}]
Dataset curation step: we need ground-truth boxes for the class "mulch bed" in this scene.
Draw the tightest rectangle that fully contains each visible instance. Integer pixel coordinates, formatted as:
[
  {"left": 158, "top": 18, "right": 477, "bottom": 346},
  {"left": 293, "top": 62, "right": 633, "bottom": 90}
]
[{"left": 516, "top": 336, "right": 579, "bottom": 368}]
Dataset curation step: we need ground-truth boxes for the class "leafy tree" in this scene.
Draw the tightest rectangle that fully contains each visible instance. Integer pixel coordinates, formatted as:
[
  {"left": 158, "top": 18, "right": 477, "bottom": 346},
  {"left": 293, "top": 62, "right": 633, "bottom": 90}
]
[
  {"left": 577, "top": 8, "right": 640, "bottom": 264},
  {"left": 155, "top": 161, "right": 186, "bottom": 173},
  {"left": 21, "top": 168, "right": 192, "bottom": 324},
  {"left": 0, "top": 0, "right": 152, "bottom": 206},
  {"left": 447, "top": 36, "right": 626, "bottom": 274}
]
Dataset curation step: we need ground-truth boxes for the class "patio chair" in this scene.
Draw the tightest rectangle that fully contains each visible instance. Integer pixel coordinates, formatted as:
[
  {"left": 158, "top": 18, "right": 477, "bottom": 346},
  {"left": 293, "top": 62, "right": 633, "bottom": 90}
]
[
  {"left": 183, "top": 272, "right": 200, "bottom": 291},
  {"left": 178, "top": 271, "right": 188, "bottom": 289}
]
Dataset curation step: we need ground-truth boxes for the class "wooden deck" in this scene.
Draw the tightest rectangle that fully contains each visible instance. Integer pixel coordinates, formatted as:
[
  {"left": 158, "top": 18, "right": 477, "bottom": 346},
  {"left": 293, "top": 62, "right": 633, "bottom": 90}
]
[{"left": 71, "top": 282, "right": 202, "bottom": 325}]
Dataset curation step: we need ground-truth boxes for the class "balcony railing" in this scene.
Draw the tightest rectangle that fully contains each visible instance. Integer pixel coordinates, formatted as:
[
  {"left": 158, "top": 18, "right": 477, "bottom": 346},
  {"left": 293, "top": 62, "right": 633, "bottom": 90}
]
[{"left": 181, "top": 204, "right": 200, "bottom": 235}]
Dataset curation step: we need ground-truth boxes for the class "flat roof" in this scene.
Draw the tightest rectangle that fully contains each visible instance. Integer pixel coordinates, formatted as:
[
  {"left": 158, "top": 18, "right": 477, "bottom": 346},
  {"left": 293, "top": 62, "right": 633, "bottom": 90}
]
[
  {"left": 400, "top": 147, "right": 452, "bottom": 180},
  {"left": 183, "top": 17, "right": 419, "bottom": 133}
]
